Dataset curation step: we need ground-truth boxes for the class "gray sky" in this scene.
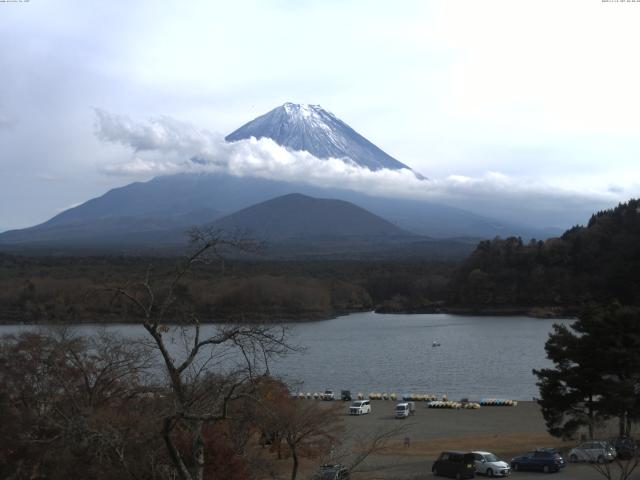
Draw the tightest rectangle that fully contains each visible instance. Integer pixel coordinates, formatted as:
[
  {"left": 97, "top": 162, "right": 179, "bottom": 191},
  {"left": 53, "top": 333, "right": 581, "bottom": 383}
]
[{"left": 1, "top": 0, "right": 640, "bottom": 231}]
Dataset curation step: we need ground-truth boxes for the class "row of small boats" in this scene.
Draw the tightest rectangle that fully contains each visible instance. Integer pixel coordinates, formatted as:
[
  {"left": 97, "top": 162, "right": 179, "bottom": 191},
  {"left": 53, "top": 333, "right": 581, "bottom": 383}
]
[
  {"left": 368, "top": 393, "right": 441, "bottom": 401},
  {"left": 428, "top": 401, "right": 481, "bottom": 409},
  {"left": 479, "top": 398, "right": 518, "bottom": 406},
  {"left": 292, "top": 392, "right": 518, "bottom": 407}
]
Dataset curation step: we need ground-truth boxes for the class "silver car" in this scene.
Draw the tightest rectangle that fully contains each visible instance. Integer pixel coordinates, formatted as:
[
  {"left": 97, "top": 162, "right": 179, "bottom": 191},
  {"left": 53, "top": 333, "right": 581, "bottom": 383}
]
[
  {"left": 472, "top": 451, "right": 511, "bottom": 477},
  {"left": 569, "top": 441, "right": 616, "bottom": 463}
]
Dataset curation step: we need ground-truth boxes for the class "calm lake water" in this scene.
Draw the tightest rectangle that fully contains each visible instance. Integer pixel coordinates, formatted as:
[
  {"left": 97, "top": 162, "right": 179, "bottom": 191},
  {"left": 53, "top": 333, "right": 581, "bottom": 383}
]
[{"left": 0, "top": 312, "right": 572, "bottom": 400}]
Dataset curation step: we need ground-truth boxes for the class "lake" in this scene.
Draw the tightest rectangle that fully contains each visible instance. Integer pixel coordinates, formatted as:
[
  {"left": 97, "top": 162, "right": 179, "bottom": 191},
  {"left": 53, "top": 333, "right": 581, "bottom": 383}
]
[{"left": 0, "top": 312, "right": 572, "bottom": 400}]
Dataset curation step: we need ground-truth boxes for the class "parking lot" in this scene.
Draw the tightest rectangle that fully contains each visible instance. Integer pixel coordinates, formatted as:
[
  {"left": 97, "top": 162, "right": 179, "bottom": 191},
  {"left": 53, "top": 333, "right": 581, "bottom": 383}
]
[{"left": 310, "top": 399, "right": 638, "bottom": 479}]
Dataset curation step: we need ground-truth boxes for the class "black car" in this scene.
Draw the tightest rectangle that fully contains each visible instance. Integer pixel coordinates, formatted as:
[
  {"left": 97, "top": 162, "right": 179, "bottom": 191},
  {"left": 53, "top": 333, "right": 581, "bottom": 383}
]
[
  {"left": 613, "top": 437, "right": 638, "bottom": 460},
  {"left": 318, "top": 464, "right": 350, "bottom": 480},
  {"left": 511, "top": 448, "right": 566, "bottom": 473},
  {"left": 341, "top": 390, "right": 352, "bottom": 401},
  {"left": 432, "top": 451, "right": 476, "bottom": 479}
]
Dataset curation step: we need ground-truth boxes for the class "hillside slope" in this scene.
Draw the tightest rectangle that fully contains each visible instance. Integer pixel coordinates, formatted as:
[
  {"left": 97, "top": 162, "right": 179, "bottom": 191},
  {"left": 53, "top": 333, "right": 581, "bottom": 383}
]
[{"left": 212, "top": 193, "right": 410, "bottom": 240}]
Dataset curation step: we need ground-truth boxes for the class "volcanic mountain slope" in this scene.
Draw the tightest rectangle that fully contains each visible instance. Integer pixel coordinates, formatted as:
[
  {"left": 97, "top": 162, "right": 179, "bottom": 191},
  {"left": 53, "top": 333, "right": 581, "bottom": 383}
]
[
  {"left": 207, "top": 193, "right": 480, "bottom": 260},
  {"left": 226, "top": 103, "right": 419, "bottom": 174},
  {"left": 0, "top": 172, "right": 555, "bottom": 250},
  {"left": 211, "top": 193, "right": 410, "bottom": 240},
  {"left": 0, "top": 103, "right": 561, "bottom": 251}
]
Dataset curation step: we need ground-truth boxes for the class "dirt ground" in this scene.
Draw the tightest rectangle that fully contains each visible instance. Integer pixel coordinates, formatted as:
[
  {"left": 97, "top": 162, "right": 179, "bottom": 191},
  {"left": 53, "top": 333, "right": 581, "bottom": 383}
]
[
  {"left": 340, "top": 400, "right": 559, "bottom": 478},
  {"left": 286, "top": 399, "right": 637, "bottom": 480}
]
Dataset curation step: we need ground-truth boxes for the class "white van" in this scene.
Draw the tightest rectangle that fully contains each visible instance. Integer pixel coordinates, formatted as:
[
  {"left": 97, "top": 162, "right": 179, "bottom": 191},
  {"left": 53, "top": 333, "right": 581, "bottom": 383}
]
[
  {"left": 395, "top": 402, "right": 410, "bottom": 418},
  {"left": 349, "top": 400, "right": 371, "bottom": 415},
  {"left": 321, "top": 390, "right": 335, "bottom": 401}
]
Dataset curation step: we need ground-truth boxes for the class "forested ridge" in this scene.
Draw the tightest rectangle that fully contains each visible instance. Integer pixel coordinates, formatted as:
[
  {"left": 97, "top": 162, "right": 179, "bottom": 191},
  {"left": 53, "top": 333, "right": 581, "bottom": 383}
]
[
  {"left": 2, "top": 199, "right": 639, "bottom": 323},
  {"left": 0, "top": 255, "right": 453, "bottom": 323},
  {"left": 449, "top": 199, "right": 640, "bottom": 312}
]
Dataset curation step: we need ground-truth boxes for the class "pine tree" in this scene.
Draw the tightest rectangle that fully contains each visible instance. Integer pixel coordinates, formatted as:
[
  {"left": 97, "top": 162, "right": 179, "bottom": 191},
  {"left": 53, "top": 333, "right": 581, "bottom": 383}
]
[{"left": 534, "top": 304, "right": 640, "bottom": 439}]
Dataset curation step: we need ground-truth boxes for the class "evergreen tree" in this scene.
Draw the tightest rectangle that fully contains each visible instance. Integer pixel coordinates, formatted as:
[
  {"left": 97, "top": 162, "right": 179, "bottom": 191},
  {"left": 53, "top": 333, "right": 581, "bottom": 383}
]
[
  {"left": 534, "top": 304, "right": 640, "bottom": 439},
  {"left": 591, "top": 305, "right": 640, "bottom": 437}
]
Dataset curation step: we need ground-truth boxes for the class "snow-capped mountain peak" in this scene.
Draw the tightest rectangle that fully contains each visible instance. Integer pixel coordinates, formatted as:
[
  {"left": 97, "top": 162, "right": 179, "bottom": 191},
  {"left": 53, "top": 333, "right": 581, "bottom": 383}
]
[
  {"left": 225, "top": 102, "right": 421, "bottom": 174},
  {"left": 283, "top": 102, "right": 321, "bottom": 118}
]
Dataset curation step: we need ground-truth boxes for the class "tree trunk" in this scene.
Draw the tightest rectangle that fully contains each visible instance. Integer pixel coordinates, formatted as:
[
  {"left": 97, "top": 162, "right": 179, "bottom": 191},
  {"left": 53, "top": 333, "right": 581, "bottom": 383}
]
[
  {"left": 163, "top": 417, "right": 193, "bottom": 480},
  {"left": 619, "top": 413, "right": 627, "bottom": 438},
  {"left": 588, "top": 395, "right": 594, "bottom": 440},
  {"left": 277, "top": 435, "right": 282, "bottom": 460},
  {"left": 193, "top": 420, "right": 205, "bottom": 480},
  {"left": 290, "top": 444, "right": 299, "bottom": 480}
]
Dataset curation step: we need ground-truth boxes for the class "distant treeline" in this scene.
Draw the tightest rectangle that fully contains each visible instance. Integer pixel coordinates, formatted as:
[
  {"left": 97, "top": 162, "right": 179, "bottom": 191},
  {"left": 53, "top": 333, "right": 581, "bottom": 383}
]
[
  {"left": 0, "top": 255, "right": 455, "bottom": 323},
  {"left": 2, "top": 199, "right": 639, "bottom": 323},
  {"left": 449, "top": 199, "right": 640, "bottom": 313}
]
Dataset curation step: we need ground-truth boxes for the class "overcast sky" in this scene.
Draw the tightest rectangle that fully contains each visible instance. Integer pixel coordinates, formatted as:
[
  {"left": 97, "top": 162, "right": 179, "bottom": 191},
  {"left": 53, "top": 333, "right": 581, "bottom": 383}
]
[{"left": 1, "top": 0, "right": 640, "bottom": 231}]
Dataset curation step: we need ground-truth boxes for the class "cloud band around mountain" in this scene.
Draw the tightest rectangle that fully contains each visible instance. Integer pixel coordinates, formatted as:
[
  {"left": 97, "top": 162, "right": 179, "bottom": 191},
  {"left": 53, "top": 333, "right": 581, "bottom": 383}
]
[{"left": 94, "top": 109, "right": 617, "bottom": 227}]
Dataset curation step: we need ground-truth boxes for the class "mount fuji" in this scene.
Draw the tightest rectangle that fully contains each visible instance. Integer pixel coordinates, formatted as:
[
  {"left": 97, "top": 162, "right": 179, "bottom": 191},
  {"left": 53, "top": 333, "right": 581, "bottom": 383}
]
[
  {"left": 0, "top": 103, "right": 559, "bottom": 254},
  {"left": 226, "top": 103, "right": 421, "bottom": 176}
]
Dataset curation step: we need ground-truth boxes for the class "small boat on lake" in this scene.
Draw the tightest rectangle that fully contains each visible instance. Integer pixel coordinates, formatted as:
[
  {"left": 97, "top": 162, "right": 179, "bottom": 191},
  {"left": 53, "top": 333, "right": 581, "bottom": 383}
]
[{"left": 432, "top": 340, "right": 441, "bottom": 347}]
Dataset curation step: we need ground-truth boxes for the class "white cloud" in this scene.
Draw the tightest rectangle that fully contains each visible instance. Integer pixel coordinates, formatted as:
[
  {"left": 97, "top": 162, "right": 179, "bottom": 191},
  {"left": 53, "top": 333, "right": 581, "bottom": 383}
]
[
  {"left": 95, "top": 109, "right": 618, "bottom": 227},
  {"left": 4, "top": 1, "right": 640, "bottom": 229},
  {"left": 54, "top": 202, "right": 83, "bottom": 214},
  {"left": 94, "top": 108, "right": 216, "bottom": 153}
]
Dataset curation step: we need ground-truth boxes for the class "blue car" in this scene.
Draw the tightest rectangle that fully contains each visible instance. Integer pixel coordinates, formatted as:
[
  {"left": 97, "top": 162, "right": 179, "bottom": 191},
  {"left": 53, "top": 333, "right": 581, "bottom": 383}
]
[{"left": 511, "top": 448, "right": 566, "bottom": 473}]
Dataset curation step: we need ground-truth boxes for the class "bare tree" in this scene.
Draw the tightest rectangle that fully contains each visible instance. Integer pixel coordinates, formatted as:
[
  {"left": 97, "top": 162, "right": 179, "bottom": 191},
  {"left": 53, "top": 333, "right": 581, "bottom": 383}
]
[
  {"left": 0, "top": 329, "right": 159, "bottom": 480},
  {"left": 344, "top": 423, "right": 410, "bottom": 474},
  {"left": 107, "top": 228, "right": 294, "bottom": 480},
  {"left": 250, "top": 377, "right": 344, "bottom": 480},
  {"left": 590, "top": 453, "right": 640, "bottom": 480},
  {"left": 272, "top": 400, "right": 343, "bottom": 480}
]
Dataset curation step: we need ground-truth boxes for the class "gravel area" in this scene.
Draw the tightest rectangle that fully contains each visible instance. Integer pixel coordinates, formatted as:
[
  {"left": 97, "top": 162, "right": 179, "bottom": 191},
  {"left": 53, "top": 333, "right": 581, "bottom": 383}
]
[{"left": 297, "top": 400, "right": 636, "bottom": 480}]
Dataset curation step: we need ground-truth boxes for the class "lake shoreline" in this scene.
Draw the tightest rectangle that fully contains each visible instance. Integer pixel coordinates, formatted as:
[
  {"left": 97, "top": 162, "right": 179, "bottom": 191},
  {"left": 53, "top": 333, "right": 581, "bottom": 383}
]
[
  {"left": 0, "top": 312, "right": 566, "bottom": 400},
  {"left": 377, "top": 305, "right": 578, "bottom": 319},
  {"left": 0, "top": 304, "right": 579, "bottom": 326}
]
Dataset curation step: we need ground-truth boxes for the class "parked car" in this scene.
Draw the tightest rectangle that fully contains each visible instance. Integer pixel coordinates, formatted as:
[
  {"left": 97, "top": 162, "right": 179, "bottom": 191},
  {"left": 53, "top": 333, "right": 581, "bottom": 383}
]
[
  {"left": 612, "top": 437, "right": 638, "bottom": 460},
  {"left": 569, "top": 441, "right": 616, "bottom": 463},
  {"left": 471, "top": 451, "right": 510, "bottom": 477},
  {"left": 317, "top": 464, "right": 350, "bottom": 480},
  {"left": 322, "top": 390, "right": 335, "bottom": 401},
  {"left": 510, "top": 448, "right": 566, "bottom": 473},
  {"left": 395, "top": 402, "right": 411, "bottom": 418},
  {"left": 432, "top": 451, "right": 476, "bottom": 478},
  {"left": 349, "top": 399, "right": 371, "bottom": 415},
  {"left": 341, "top": 390, "right": 352, "bottom": 401}
]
